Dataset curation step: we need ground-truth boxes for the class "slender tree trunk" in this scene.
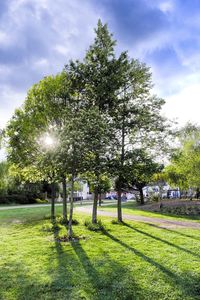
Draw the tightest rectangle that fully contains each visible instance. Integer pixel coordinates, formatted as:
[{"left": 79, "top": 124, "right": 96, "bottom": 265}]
[
  {"left": 117, "top": 189, "right": 122, "bottom": 222},
  {"left": 117, "top": 102, "right": 125, "bottom": 222},
  {"left": 68, "top": 176, "right": 74, "bottom": 239},
  {"left": 44, "top": 191, "right": 48, "bottom": 201},
  {"left": 92, "top": 189, "right": 98, "bottom": 224},
  {"left": 62, "top": 176, "right": 67, "bottom": 222},
  {"left": 98, "top": 193, "right": 102, "bottom": 206},
  {"left": 51, "top": 182, "right": 56, "bottom": 220},
  {"left": 139, "top": 187, "right": 144, "bottom": 205}
]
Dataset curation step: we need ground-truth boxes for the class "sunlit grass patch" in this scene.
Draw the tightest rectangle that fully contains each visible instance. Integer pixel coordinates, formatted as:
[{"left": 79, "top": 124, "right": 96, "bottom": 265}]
[{"left": 0, "top": 206, "right": 200, "bottom": 299}]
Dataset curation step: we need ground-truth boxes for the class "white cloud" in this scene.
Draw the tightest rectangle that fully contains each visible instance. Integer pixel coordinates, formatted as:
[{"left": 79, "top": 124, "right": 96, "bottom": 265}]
[
  {"left": 0, "top": 87, "right": 26, "bottom": 129},
  {"left": 162, "top": 82, "right": 200, "bottom": 126},
  {"left": 0, "top": 0, "right": 101, "bottom": 131},
  {"left": 0, "top": 0, "right": 200, "bottom": 137},
  {"left": 159, "top": 1, "right": 174, "bottom": 13}
]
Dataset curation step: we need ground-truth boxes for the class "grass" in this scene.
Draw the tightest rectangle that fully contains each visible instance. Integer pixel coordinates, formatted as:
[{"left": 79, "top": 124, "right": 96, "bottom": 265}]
[
  {"left": 99, "top": 200, "right": 200, "bottom": 222},
  {"left": 1, "top": 206, "right": 200, "bottom": 299}
]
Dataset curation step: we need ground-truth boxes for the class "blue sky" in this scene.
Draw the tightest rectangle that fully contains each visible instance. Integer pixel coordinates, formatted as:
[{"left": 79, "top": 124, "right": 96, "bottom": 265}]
[{"left": 1, "top": 0, "right": 200, "bottom": 130}]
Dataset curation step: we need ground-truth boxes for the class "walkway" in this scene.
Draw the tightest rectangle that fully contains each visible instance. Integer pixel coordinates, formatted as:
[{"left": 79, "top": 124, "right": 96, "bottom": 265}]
[{"left": 76, "top": 206, "right": 200, "bottom": 229}]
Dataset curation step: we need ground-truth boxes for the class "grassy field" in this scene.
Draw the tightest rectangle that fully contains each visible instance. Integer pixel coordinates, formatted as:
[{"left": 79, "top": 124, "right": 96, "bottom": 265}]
[
  {"left": 99, "top": 200, "right": 200, "bottom": 222},
  {"left": 0, "top": 205, "right": 200, "bottom": 300}
]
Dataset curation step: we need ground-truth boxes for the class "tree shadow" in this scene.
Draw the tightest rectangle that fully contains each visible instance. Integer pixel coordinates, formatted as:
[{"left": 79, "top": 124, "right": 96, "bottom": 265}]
[
  {"left": 101, "top": 228, "right": 200, "bottom": 299},
  {"left": 145, "top": 222, "right": 200, "bottom": 241},
  {"left": 51, "top": 237, "right": 146, "bottom": 300},
  {"left": 70, "top": 240, "right": 162, "bottom": 300},
  {"left": 51, "top": 223, "right": 160, "bottom": 299},
  {"left": 1, "top": 217, "right": 200, "bottom": 300},
  {"left": 0, "top": 261, "right": 57, "bottom": 300},
  {"left": 122, "top": 222, "right": 200, "bottom": 259}
]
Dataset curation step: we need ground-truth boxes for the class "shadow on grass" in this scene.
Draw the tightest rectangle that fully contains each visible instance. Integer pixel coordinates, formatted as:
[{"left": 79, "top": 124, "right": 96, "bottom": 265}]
[
  {"left": 101, "top": 227, "right": 200, "bottom": 299},
  {"left": 70, "top": 240, "right": 160, "bottom": 300},
  {"left": 146, "top": 222, "right": 200, "bottom": 241},
  {"left": 0, "top": 260, "right": 74, "bottom": 300},
  {"left": 51, "top": 223, "right": 159, "bottom": 299},
  {"left": 122, "top": 222, "right": 200, "bottom": 259}
]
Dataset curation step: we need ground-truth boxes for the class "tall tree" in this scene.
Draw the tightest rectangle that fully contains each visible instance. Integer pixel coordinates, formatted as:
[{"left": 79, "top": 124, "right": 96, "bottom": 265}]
[
  {"left": 66, "top": 20, "right": 122, "bottom": 223},
  {"left": 112, "top": 56, "right": 168, "bottom": 220}
]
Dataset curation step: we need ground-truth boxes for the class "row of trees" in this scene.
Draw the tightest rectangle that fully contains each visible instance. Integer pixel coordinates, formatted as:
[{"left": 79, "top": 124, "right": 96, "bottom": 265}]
[{"left": 5, "top": 20, "right": 169, "bottom": 238}]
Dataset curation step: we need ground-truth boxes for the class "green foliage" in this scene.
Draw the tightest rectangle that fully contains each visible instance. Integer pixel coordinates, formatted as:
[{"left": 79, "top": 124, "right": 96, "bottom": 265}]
[
  {"left": 87, "top": 173, "right": 112, "bottom": 194},
  {"left": 160, "top": 204, "right": 200, "bottom": 216},
  {"left": 5, "top": 20, "right": 170, "bottom": 225},
  {"left": 150, "top": 194, "right": 160, "bottom": 202},
  {"left": 164, "top": 123, "right": 200, "bottom": 190},
  {"left": 84, "top": 218, "right": 105, "bottom": 231},
  {"left": 0, "top": 161, "right": 9, "bottom": 194},
  {"left": 0, "top": 193, "right": 38, "bottom": 204},
  {"left": 35, "top": 198, "right": 48, "bottom": 204}
]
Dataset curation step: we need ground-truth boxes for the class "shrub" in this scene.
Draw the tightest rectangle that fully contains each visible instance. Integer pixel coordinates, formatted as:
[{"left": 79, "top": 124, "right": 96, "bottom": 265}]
[
  {"left": 35, "top": 198, "right": 48, "bottom": 204},
  {"left": 151, "top": 194, "right": 160, "bottom": 202},
  {"left": 56, "top": 216, "right": 79, "bottom": 225},
  {"left": 111, "top": 219, "right": 122, "bottom": 225},
  {"left": 160, "top": 205, "right": 200, "bottom": 215},
  {"left": 0, "top": 192, "right": 43, "bottom": 204},
  {"left": 0, "top": 194, "right": 31, "bottom": 204},
  {"left": 84, "top": 219, "right": 104, "bottom": 231},
  {"left": 41, "top": 222, "right": 61, "bottom": 232}
]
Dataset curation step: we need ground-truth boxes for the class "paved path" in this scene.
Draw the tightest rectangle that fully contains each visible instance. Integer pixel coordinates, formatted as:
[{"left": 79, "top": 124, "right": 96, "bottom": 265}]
[
  {"left": 0, "top": 204, "right": 57, "bottom": 210},
  {"left": 76, "top": 206, "right": 200, "bottom": 229},
  {"left": 0, "top": 201, "right": 95, "bottom": 211},
  {"left": 1, "top": 203, "right": 200, "bottom": 229}
]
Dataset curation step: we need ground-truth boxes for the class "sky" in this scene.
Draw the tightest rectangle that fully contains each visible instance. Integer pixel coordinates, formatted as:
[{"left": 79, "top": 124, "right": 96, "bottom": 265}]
[{"left": 0, "top": 0, "right": 200, "bottom": 156}]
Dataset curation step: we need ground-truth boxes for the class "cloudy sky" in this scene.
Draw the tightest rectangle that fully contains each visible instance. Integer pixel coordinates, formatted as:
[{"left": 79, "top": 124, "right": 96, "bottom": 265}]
[{"left": 0, "top": 0, "right": 200, "bottom": 131}]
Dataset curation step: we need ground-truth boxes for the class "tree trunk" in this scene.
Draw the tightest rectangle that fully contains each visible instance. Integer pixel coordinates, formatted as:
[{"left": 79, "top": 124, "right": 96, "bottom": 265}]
[
  {"left": 117, "top": 100, "right": 125, "bottom": 222},
  {"left": 98, "top": 193, "right": 102, "bottom": 206},
  {"left": 68, "top": 176, "right": 74, "bottom": 239},
  {"left": 139, "top": 187, "right": 144, "bottom": 205},
  {"left": 51, "top": 182, "right": 56, "bottom": 220},
  {"left": 92, "top": 189, "right": 98, "bottom": 224},
  {"left": 62, "top": 176, "right": 67, "bottom": 222},
  {"left": 44, "top": 191, "right": 48, "bottom": 201},
  {"left": 117, "top": 189, "right": 122, "bottom": 222}
]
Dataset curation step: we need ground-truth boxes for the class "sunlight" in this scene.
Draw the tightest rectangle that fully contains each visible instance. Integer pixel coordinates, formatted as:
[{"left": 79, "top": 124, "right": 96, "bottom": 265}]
[{"left": 44, "top": 135, "right": 54, "bottom": 146}]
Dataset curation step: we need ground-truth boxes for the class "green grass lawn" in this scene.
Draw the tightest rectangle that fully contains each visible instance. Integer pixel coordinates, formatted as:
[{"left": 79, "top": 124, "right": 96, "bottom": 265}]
[
  {"left": 99, "top": 200, "right": 200, "bottom": 222},
  {"left": 1, "top": 206, "right": 200, "bottom": 300}
]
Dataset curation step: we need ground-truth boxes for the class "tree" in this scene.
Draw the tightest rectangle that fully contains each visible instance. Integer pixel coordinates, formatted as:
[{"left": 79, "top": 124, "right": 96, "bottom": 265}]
[
  {"left": 129, "top": 150, "right": 163, "bottom": 204},
  {"left": 66, "top": 20, "right": 122, "bottom": 223},
  {"left": 66, "top": 20, "right": 169, "bottom": 222},
  {"left": 163, "top": 123, "right": 200, "bottom": 195},
  {"left": 112, "top": 58, "right": 168, "bottom": 220},
  {"left": 87, "top": 173, "right": 112, "bottom": 206},
  {"left": 57, "top": 109, "right": 89, "bottom": 238},
  {"left": 6, "top": 74, "right": 69, "bottom": 219}
]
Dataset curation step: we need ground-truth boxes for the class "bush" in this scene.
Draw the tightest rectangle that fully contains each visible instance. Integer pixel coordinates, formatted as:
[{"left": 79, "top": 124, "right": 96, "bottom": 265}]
[
  {"left": 35, "top": 198, "right": 48, "bottom": 204},
  {"left": 56, "top": 216, "right": 79, "bottom": 226},
  {"left": 151, "top": 194, "right": 160, "bottom": 202},
  {"left": 41, "top": 222, "right": 61, "bottom": 233},
  {"left": 111, "top": 219, "right": 122, "bottom": 225},
  {"left": 84, "top": 219, "right": 105, "bottom": 231},
  {"left": 160, "top": 205, "right": 200, "bottom": 215},
  {"left": 0, "top": 192, "right": 41, "bottom": 204}
]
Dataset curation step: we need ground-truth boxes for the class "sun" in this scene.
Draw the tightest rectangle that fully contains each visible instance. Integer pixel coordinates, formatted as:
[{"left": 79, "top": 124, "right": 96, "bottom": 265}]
[{"left": 44, "top": 136, "right": 54, "bottom": 146}]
